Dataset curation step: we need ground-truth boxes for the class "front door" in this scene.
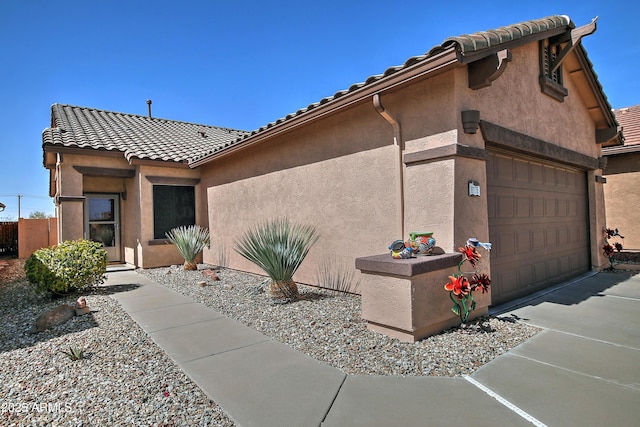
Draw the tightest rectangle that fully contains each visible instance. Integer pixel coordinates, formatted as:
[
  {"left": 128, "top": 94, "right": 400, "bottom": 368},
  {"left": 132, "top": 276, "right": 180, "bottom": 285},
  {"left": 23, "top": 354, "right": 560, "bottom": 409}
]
[{"left": 85, "top": 194, "right": 121, "bottom": 262}]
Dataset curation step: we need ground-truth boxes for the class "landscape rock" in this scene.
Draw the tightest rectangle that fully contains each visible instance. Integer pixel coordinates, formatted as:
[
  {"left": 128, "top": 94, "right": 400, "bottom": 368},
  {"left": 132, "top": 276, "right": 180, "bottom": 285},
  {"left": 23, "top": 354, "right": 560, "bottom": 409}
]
[
  {"left": 33, "top": 304, "right": 75, "bottom": 333},
  {"left": 201, "top": 269, "right": 220, "bottom": 281}
]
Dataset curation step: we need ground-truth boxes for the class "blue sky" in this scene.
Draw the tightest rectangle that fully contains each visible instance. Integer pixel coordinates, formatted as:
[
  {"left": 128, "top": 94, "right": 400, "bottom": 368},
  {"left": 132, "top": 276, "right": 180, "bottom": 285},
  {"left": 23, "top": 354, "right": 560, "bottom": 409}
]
[{"left": 0, "top": 0, "right": 637, "bottom": 219}]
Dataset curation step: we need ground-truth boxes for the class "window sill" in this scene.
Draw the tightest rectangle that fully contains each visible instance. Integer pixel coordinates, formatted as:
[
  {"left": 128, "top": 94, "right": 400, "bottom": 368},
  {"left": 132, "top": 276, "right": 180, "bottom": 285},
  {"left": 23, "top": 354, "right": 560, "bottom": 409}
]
[{"left": 539, "top": 75, "right": 568, "bottom": 102}]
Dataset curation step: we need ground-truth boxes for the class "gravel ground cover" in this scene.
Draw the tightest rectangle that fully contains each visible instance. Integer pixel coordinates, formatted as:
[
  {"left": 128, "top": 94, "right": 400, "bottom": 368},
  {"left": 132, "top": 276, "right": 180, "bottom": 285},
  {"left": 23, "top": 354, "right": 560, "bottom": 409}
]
[
  {"left": 0, "top": 259, "right": 234, "bottom": 426},
  {"left": 138, "top": 264, "right": 541, "bottom": 377},
  {"left": 1, "top": 257, "right": 541, "bottom": 426}
]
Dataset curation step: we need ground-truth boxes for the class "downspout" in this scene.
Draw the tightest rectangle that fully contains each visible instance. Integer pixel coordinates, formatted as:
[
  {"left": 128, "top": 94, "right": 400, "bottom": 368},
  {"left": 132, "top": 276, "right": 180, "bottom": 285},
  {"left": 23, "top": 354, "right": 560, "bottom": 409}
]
[{"left": 373, "top": 93, "right": 405, "bottom": 239}]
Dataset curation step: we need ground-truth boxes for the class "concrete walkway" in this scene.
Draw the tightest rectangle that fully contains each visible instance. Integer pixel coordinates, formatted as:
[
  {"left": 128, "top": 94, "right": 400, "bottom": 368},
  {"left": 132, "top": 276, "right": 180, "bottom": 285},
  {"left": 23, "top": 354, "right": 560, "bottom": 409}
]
[{"left": 104, "top": 269, "right": 640, "bottom": 427}]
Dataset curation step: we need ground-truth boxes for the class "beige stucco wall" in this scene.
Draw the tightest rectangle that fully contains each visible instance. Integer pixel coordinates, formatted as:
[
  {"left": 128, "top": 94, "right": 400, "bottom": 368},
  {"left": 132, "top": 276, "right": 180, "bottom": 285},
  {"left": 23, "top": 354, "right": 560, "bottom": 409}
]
[
  {"left": 56, "top": 155, "right": 85, "bottom": 242},
  {"left": 54, "top": 152, "right": 204, "bottom": 268},
  {"left": 135, "top": 164, "right": 204, "bottom": 268},
  {"left": 455, "top": 43, "right": 608, "bottom": 271},
  {"left": 18, "top": 218, "right": 58, "bottom": 259},
  {"left": 603, "top": 153, "right": 640, "bottom": 250},
  {"left": 199, "top": 40, "right": 611, "bottom": 293},
  {"left": 457, "top": 43, "right": 599, "bottom": 157},
  {"left": 202, "top": 101, "right": 400, "bottom": 288}
]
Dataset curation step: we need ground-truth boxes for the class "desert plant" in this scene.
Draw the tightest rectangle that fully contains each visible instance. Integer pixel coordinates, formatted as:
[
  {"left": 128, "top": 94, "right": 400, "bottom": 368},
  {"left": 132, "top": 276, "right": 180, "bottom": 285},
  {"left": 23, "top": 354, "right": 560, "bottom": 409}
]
[
  {"left": 60, "top": 345, "right": 87, "bottom": 361},
  {"left": 234, "top": 218, "right": 319, "bottom": 300},
  {"left": 165, "top": 225, "right": 211, "bottom": 270},
  {"left": 217, "top": 242, "right": 229, "bottom": 268},
  {"left": 315, "top": 255, "right": 360, "bottom": 294},
  {"left": 25, "top": 239, "right": 107, "bottom": 295}
]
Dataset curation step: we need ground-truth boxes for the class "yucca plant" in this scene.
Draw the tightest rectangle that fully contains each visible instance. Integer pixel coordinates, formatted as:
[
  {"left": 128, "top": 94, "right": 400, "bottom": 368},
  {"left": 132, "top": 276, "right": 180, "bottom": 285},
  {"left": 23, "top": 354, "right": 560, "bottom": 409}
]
[
  {"left": 166, "top": 225, "right": 211, "bottom": 270},
  {"left": 234, "top": 218, "right": 319, "bottom": 300}
]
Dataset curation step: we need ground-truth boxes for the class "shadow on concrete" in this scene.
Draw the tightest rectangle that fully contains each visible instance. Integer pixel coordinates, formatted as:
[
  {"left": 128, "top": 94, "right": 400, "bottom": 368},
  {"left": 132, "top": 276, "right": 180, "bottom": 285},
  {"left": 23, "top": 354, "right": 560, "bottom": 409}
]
[
  {"left": 93, "top": 283, "right": 142, "bottom": 295},
  {"left": 491, "top": 270, "right": 637, "bottom": 315}
]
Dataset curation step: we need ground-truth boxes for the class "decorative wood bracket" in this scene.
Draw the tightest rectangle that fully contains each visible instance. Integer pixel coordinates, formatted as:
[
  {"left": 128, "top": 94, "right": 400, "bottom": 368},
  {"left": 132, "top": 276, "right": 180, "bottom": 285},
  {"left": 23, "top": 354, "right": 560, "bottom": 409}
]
[
  {"left": 595, "top": 126, "right": 622, "bottom": 144},
  {"left": 468, "top": 49, "right": 512, "bottom": 90},
  {"left": 550, "top": 17, "right": 598, "bottom": 73}
]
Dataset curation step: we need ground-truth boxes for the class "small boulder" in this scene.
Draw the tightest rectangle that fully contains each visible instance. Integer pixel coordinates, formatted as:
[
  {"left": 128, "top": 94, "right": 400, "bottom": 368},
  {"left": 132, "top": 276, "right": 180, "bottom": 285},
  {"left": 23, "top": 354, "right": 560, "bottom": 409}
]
[
  {"left": 201, "top": 270, "right": 220, "bottom": 281},
  {"left": 74, "top": 297, "right": 91, "bottom": 316},
  {"left": 33, "top": 304, "right": 75, "bottom": 333}
]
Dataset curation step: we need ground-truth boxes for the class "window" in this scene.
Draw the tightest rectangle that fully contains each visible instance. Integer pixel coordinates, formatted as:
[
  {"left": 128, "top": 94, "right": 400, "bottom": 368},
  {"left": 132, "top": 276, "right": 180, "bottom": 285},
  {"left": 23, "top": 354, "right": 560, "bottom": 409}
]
[
  {"left": 539, "top": 39, "right": 568, "bottom": 102},
  {"left": 153, "top": 185, "right": 195, "bottom": 239}
]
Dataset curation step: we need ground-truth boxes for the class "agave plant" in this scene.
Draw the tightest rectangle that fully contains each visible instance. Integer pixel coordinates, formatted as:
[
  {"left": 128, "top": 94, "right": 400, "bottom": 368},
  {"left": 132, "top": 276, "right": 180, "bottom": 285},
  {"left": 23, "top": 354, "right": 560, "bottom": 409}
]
[
  {"left": 60, "top": 345, "right": 87, "bottom": 361},
  {"left": 234, "top": 218, "right": 319, "bottom": 300},
  {"left": 166, "top": 225, "right": 211, "bottom": 270}
]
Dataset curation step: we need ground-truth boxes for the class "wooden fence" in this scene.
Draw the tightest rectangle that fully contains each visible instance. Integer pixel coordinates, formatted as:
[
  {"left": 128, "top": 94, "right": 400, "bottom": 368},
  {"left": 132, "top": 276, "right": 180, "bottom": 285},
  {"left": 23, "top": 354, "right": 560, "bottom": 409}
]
[{"left": 0, "top": 221, "right": 18, "bottom": 255}]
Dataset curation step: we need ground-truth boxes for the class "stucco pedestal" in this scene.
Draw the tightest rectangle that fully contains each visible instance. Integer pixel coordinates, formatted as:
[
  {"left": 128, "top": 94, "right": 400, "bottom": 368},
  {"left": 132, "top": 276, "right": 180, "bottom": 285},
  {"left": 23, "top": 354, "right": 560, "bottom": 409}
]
[{"left": 355, "top": 253, "right": 488, "bottom": 342}]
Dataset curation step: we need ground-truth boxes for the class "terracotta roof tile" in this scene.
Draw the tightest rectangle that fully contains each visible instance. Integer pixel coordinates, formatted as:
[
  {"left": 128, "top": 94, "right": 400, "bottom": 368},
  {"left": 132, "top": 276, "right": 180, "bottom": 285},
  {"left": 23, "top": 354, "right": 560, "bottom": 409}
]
[
  {"left": 191, "top": 15, "right": 595, "bottom": 164},
  {"left": 441, "top": 15, "right": 570, "bottom": 54},
  {"left": 42, "top": 104, "right": 248, "bottom": 164},
  {"left": 614, "top": 106, "right": 640, "bottom": 146}
]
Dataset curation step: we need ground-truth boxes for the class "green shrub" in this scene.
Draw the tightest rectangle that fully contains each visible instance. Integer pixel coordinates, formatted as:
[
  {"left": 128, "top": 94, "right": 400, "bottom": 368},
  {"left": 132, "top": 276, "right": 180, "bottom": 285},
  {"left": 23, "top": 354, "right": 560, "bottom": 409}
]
[{"left": 25, "top": 239, "right": 108, "bottom": 294}]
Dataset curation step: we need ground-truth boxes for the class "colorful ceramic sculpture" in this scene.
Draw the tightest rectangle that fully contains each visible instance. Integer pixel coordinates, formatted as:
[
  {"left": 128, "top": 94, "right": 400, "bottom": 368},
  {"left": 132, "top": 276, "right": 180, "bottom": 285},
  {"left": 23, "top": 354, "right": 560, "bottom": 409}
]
[{"left": 389, "top": 232, "right": 436, "bottom": 258}]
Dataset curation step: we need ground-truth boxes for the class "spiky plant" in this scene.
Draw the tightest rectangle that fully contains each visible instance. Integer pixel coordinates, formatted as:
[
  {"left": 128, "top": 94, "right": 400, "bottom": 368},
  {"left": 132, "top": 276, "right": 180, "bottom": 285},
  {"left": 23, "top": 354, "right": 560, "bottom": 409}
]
[
  {"left": 234, "top": 218, "right": 319, "bottom": 300},
  {"left": 166, "top": 225, "right": 211, "bottom": 270},
  {"left": 60, "top": 345, "right": 87, "bottom": 361}
]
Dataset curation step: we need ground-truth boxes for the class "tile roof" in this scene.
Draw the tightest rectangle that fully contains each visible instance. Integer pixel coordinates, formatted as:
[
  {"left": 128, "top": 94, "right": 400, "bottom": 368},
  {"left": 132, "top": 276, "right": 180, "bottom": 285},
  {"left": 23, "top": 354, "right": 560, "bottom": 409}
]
[
  {"left": 44, "top": 15, "right": 616, "bottom": 166},
  {"left": 614, "top": 106, "right": 640, "bottom": 146},
  {"left": 440, "top": 15, "right": 570, "bottom": 55},
  {"left": 192, "top": 14, "right": 609, "bottom": 164},
  {"left": 42, "top": 104, "right": 249, "bottom": 164}
]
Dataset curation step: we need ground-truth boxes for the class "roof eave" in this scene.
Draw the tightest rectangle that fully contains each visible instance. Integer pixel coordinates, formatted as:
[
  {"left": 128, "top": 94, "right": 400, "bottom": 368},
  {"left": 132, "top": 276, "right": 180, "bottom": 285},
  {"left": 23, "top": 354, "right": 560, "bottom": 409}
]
[
  {"left": 189, "top": 47, "right": 460, "bottom": 167},
  {"left": 129, "top": 157, "right": 191, "bottom": 168},
  {"left": 602, "top": 144, "right": 640, "bottom": 156},
  {"left": 573, "top": 44, "right": 622, "bottom": 144}
]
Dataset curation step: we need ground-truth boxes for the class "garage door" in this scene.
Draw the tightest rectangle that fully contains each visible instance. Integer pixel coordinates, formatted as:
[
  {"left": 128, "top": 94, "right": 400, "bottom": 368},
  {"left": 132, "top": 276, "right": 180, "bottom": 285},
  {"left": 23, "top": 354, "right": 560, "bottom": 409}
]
[{"left": 487, "top": 151, "right": 590, "bottom": 305}]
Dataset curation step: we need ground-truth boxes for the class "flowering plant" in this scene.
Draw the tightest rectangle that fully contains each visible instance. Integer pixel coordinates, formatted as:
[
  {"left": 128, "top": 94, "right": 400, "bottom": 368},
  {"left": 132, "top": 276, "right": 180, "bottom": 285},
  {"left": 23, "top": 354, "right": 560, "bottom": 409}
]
[
  {"left": 602, "top": 228, "right": 624, "bottom": 270},
  {"left": 445, "top": 238, "right": 491, "bottom": 323}
]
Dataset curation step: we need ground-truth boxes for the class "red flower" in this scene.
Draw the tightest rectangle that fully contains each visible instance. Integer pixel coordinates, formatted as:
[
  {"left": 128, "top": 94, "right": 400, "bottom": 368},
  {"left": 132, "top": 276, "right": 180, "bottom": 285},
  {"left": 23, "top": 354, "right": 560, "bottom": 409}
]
[
  {"left": 615, "top": 242, "right": 623, "bottom": 252},
  {"left": 445, "top": 275, "right": 471, "bottom": 299},
  {"left": 470, "top": 273, "right": 491, "bottom": 294},
  {"left": 605, "top": 228, "right": 624, "bottom": 239},
  {"left": 602, "top": 244, "right": 615, "bottom": 257},
  {"left": 459, "top": 245, "right": 480, "bottom": 267}
]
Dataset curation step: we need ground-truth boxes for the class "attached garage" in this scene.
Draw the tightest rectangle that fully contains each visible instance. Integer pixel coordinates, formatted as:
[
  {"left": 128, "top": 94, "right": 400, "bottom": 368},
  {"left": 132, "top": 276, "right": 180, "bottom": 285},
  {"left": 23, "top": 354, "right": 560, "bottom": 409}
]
[{"left": 487, "top": 150, "right": 590, "bottom": 305}]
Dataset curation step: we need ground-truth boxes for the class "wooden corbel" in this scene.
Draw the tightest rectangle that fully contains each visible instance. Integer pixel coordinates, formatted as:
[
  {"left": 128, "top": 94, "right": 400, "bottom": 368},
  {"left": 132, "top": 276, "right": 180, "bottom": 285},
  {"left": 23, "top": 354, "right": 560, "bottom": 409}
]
[
  {"left": 550, "top": 17, "right": 598, "bottom": 73},
  {"left": 468, "top": 49, "right": 512, "bottom": 90},
  {"left": 595, "top": 126, "right": 621, "bottom": 144}
]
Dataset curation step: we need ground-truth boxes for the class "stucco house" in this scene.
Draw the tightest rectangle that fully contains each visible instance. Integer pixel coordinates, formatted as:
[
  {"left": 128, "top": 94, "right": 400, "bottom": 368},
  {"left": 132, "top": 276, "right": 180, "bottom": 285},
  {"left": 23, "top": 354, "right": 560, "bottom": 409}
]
[
  {"left": 43, "top": 15, "right": 620, "bottom": 327},
  {"left": 603, "top": 105, "right": 640, "bottom": 250},
  {"left": 42, "top": 102, "right": 248, "bottom": 267}
]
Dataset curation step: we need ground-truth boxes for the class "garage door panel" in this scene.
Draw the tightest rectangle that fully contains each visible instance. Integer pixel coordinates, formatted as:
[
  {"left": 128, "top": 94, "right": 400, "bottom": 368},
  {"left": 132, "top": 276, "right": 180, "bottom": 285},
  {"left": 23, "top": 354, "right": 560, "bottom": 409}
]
[
  {"left": 514, "top": 159, "right": 529, "bottom": 182},
  {"left": 516, "top": 197, "right": 530, "bottom": 217},
  {"left": 497, "top": 195, "right": 514, "bottom": 218},
  {"left": 516, "top": 231, "right": 531, "bottom": 253},
  {"left": 488, "top": 152, "right": 589, "bottom": 305},
  {"left": 545, "top": 198, "right": 557, "bottom": 217},
  {"left": 530, "top": 163, "right": 544, "bottom": 184},
  {"left": 532, "top": 197, "right": 544, "bottom": 217}
]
